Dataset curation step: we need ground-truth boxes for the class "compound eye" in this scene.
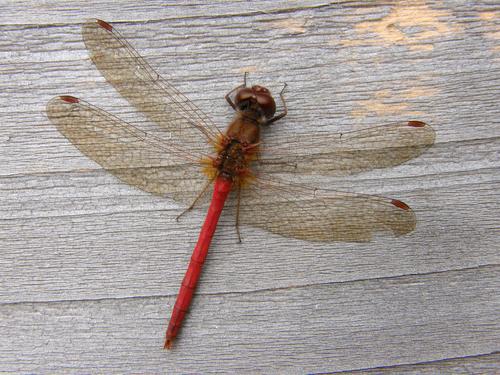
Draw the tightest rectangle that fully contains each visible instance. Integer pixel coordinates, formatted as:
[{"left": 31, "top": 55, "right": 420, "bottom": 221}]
[
  {"left": 252, "top": 85, "right": 271, "bottom": 95},
  {"left": 250, "top": 86, "right": 276, "bottom": 118},
  {"left": 256, "top": 93, "right": 276, "bottom": 118},
  {"left": 234, "top": 88, "right": 254, "bottom": 106}
]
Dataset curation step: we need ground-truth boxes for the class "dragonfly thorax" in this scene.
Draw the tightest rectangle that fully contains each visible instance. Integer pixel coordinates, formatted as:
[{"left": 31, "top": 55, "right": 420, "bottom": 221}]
[{"left": 214, "top": 139, "right": 250, "bottom": 180}]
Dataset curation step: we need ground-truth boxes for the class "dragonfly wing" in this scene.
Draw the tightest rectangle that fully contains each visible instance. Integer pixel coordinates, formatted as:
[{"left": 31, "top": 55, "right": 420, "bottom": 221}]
[
  {"left": 257, "top": 121, "right": 435, "bottom": 176},
  {"left": 239, "top": 178, "right": 416, "bottom": 242},
  {"left": 47, "top": 95, "right": 210, "bottom": 206},
  {"left": 82, "top": 19, "right": 221, "bottom": 155}
]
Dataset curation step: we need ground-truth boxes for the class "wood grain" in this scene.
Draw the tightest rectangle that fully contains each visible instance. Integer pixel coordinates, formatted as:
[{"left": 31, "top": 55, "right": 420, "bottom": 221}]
[{"left": 0, "top": 1, "right": 499, "bottom": 373}]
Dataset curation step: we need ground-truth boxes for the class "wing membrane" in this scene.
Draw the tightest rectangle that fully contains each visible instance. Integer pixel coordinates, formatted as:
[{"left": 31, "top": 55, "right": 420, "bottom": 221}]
[
  {"left": 257, "top": 121, "right": 435, "bottom": 176},
  {"left": 239, "top": 178, "right": 416, "bottom": 242},
  {"left": 47, "top": 96, "right": 209, "bottom": 206},
  {"left": 82, "top": 19, "right": 221, "bottom": 155}
]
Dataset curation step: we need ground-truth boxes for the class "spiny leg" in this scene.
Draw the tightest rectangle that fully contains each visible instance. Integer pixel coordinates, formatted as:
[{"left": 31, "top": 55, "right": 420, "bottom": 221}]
[
  {"left": 176, "top": 178, "right": 214, "bottom": 221},
  {"left": 267, "top": 82, "right": 288, "bottom": 125}
]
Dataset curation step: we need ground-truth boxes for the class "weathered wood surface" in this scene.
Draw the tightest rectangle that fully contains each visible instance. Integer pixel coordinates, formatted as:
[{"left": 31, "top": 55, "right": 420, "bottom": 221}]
[{"left": 0, "top": 1, "right": 499, "bottom": 374}]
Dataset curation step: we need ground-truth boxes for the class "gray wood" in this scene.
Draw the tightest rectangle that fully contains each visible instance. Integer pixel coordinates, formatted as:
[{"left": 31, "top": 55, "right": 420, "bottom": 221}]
[
  {"left": 334, "top": 352, "right": 500, "bottom": 374},
  {"left": 0, "top": 1, "right": 499, "bottom": 373}
]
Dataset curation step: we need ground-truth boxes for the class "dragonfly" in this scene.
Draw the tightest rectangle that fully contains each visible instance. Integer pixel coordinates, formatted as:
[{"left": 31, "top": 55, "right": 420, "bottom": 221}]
[{"left": 46, "top": 19, "right": 435, "bottom": 349}]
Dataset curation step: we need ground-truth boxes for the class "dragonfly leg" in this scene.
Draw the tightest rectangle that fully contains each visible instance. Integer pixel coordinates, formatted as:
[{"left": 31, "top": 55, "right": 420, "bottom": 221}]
[
  {"left": 225, "top": 72, "right": 249, "bottom": 110},
  {"left": 267, "top": 82, "right": 288, "bottom": 125},
  {"left": 176, "top": 178, "right": 214, "bottom": 221},
  {"left": 235, "top": 183, "right": 243, "bottom": 243}
]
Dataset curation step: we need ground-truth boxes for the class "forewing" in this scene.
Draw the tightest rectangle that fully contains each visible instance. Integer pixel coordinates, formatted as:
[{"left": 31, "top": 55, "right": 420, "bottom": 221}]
[
  {"left": 257, "top": 121, "right": 435, "bottom": 176},
  {"left": 47, "top": 96, "right": 209, "bottom": 206},
  {"left": 239, "top": 178, "right": 416, "bottom": 242},
  {"left": 82, "top": 19, "right": 221, "bottom": 154}
]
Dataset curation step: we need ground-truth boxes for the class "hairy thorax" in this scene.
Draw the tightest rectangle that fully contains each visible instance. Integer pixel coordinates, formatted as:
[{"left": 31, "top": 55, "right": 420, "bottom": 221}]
[{"left": 204, "top": 113, "right": 262, "bottom": 185}]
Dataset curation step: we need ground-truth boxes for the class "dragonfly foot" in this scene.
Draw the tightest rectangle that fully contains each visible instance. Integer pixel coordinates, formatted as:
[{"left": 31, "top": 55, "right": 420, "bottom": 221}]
[{"left": 176, "top": 207, "right": 192, "bottom": 222}]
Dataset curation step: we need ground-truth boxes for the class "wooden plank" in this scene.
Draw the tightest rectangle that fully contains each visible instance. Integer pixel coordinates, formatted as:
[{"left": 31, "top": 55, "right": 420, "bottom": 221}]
[
  {"left": 0, "top": 266, "right": 498, "bottom": 373},
  {"left": 0, "top": 0, "right": 499, "bottom": 373},
  {"left": 335, "top": 353, "right": 500, "bottom": 374}
]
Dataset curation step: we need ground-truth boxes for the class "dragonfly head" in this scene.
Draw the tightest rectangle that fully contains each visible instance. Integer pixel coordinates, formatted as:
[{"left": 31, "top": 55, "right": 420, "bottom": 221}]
[{"left": 235, "top": 85, "right": 276, "bottom": 120}]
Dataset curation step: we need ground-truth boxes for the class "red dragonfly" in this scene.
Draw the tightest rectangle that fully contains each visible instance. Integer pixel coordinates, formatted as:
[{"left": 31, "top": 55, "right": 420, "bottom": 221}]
[{"left": 46, "top": 19, "right": 435, "bottom": 349}]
